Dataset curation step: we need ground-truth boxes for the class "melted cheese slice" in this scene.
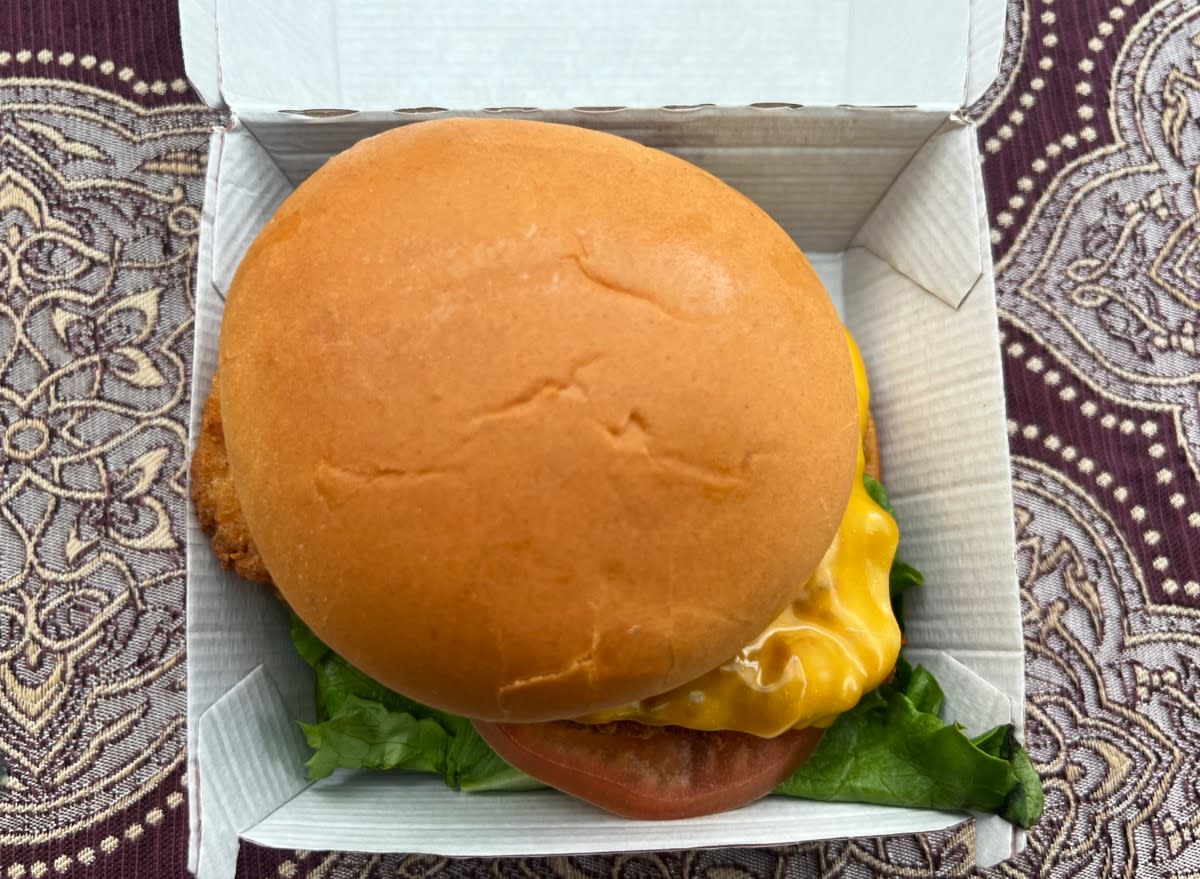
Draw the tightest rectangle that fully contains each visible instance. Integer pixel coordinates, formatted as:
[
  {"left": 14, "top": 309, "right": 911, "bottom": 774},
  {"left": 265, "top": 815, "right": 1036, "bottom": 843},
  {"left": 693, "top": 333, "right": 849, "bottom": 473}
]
[{"left": 577, "top": 333, "right": 902, "bottom": 737}]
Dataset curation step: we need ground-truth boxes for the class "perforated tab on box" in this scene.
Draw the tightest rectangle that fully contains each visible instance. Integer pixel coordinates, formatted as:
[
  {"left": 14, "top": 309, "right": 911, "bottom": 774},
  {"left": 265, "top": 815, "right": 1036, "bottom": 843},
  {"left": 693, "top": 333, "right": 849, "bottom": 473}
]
[
  {"left": 851, "top": 124, "right": 984, "bottom": 308},
  {"left": 197, "top": 667, "right": 312, "bottom": 879}
]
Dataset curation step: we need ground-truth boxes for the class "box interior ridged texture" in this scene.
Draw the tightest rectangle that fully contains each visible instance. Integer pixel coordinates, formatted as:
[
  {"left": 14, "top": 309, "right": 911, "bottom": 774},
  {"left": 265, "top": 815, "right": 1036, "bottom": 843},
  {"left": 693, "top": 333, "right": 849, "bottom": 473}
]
[{"left": 179, "top": 2, "right": 1021, "bottom": 878}]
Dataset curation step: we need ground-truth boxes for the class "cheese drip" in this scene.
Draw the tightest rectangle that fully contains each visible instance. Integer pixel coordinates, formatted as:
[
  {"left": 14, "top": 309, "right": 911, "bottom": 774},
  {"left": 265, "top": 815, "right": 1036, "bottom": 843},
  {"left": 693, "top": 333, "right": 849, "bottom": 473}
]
[{"left": 577, "top": 333, "right": 902, "bottom": 737}]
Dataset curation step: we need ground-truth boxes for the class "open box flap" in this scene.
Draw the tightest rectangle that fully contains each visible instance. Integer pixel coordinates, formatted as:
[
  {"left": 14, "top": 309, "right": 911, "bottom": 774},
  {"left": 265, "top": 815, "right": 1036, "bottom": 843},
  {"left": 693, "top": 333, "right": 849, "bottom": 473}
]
[{"left": 180, "top": 0, "right": 1005, "bottom": 115}]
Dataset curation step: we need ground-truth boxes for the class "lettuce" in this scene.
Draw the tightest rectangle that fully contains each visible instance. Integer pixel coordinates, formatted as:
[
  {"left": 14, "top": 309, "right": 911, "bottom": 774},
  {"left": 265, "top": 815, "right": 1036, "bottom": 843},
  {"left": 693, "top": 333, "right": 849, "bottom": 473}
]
[
  {"left": 775, "top": 659, "right": 1044, "bottom": 827},
  {"left": 287, "top": 473, "right": 1042, "bottom": 827},
  {"left": 291, "top": 621, "right": 1041, "bottom": 826},
  {"left": 292, "top": 617, "right": 541, "bottom": 791},
  {"left": 862, "top": 472, "right": 896, "bottom": 516}
]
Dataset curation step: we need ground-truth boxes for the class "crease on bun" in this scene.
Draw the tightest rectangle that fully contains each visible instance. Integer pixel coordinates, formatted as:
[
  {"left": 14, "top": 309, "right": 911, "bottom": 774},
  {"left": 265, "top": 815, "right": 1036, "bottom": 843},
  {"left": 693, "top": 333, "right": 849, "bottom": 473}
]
[{"left": 213, "top": 118, "right": 861, "bottom": 722}]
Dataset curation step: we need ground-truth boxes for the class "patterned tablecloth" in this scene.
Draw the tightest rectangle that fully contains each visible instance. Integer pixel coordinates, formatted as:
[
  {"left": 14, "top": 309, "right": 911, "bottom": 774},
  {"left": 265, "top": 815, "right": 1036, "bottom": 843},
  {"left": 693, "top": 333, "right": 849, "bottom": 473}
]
[{"left": 3, "top": 0, "right": 1199, "bottom": 876}]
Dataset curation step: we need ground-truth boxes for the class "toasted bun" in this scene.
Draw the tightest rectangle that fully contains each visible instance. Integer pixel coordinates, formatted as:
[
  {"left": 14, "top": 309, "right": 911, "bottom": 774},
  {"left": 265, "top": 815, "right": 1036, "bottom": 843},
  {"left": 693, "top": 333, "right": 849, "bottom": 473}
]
[{"left": 218, "top": 118, "right": 859, "bottom": 722}]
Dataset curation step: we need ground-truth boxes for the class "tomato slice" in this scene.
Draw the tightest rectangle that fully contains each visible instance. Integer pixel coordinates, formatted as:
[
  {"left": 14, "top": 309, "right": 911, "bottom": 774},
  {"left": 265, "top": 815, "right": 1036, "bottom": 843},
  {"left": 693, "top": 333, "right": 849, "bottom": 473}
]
[{"left": 472, "top": 719, "right": 823, "bottom": 820}]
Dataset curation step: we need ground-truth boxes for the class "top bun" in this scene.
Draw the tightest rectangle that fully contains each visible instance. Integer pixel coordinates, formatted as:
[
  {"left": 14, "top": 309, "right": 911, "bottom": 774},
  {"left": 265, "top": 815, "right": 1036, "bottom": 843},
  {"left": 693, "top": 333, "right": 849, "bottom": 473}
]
[{"left": 218, "top": 118, "right": 859, "bottom": 722}]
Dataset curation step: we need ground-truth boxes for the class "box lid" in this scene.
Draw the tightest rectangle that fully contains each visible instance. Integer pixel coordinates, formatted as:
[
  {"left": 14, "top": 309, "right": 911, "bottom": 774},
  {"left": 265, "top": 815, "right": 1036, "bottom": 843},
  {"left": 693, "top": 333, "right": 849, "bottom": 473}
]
[{"left": 180, "top": 0, "right": 1006, "bottom": 114}]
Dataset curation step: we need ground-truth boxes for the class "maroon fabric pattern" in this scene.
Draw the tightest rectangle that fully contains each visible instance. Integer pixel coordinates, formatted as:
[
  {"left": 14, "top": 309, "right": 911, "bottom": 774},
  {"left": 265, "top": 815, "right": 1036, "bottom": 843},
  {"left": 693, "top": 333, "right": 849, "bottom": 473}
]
[
  {"left": 5, "top": 0, "right": 1200, "bottom": 877},
  {"left": 3, "top": 1, "right": 195, "bottom": 104},
  {"left": 979, "top": 2, "right": 1132, "bottom": 253},
  {"left": 3, "top": 775, "right": 189, "bottom": 879}
]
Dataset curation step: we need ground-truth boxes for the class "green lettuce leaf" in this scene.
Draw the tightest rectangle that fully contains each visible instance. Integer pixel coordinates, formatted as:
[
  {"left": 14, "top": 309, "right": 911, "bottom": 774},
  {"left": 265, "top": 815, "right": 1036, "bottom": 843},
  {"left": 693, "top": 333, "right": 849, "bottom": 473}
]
[
  {"left": 291, "top": 616, "right": 541, "bottom": 791},
  {"left": 775, "top": 658, "right": 1044, "bottom": 828},
  {"left": 889, "top": 561, "right": 924, "bottom": 630},
  {"left": 969, "top": 723, "right": 1045, "bottom": 827},
  {"left": 862, "top": 472, "right": 895, "bottom": 516}
]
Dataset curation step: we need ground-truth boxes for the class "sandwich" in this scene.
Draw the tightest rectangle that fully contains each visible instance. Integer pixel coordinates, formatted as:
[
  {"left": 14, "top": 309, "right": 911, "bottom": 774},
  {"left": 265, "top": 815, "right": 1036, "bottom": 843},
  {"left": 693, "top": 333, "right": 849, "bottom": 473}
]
[{"left": 192, "top": 118, "right": 1041, "bottom": 824}]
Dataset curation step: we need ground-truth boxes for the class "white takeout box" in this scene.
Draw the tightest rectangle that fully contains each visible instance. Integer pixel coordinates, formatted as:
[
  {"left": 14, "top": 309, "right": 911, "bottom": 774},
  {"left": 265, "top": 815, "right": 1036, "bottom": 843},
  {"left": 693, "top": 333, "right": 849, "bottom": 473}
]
[{"left": 179, "top": 2, "right": 1022, "bottom": 878}]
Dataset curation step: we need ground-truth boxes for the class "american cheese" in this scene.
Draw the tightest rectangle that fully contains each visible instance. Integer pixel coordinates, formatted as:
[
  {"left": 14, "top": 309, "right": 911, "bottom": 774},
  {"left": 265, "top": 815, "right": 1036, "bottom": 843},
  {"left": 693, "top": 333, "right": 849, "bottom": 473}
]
[{"left": 577, "top": 334, "right": 902, "bottom": 736}]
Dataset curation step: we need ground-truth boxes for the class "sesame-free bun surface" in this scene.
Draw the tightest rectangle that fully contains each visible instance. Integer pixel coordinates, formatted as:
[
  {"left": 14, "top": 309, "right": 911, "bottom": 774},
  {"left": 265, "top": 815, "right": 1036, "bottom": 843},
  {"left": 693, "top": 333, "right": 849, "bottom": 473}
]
[{"left": 218, "top": 118, "right": 859, "bottom": 722}]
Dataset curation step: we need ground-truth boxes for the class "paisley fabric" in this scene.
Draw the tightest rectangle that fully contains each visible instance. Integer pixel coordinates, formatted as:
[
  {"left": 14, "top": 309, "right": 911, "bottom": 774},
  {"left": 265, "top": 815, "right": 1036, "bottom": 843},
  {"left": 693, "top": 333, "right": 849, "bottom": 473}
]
[
  {"left": 979, "top": 2, "right": 1200, "bottom": 875},
  {"left": 0, "top": 75, "right": 213, "bottom": 875},
  {"left": 2, "top": 0, "right": 1200, "bottom": 876}
]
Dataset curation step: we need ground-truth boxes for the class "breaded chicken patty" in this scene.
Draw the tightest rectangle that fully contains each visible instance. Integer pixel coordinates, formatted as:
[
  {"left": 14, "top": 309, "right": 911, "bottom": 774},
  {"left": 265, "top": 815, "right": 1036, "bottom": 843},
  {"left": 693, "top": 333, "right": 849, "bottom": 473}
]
[{"left": 191, "top": 370, "right": 273, "bottom": 585}]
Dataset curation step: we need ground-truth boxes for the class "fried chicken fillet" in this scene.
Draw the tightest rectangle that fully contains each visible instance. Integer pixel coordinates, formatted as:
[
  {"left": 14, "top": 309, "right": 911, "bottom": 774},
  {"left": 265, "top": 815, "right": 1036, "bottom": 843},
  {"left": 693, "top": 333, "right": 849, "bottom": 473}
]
[{"left": 191, "top": 371, "right": 273, "bottom": 585}]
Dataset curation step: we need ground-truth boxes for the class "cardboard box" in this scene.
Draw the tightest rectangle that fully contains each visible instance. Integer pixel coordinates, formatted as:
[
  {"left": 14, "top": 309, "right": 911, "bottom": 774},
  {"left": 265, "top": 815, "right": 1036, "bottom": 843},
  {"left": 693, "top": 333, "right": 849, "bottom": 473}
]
[{"left": 180, "top": 2, "right": 1021, "bottom": 878}]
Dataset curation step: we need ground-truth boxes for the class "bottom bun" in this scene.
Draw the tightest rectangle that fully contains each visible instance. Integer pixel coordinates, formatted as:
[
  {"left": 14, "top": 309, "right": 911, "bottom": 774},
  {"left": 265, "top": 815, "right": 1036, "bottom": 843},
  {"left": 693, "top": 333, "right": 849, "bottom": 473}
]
[{"left": 473, "top": 719, "right": 824, "bottom": 819}]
